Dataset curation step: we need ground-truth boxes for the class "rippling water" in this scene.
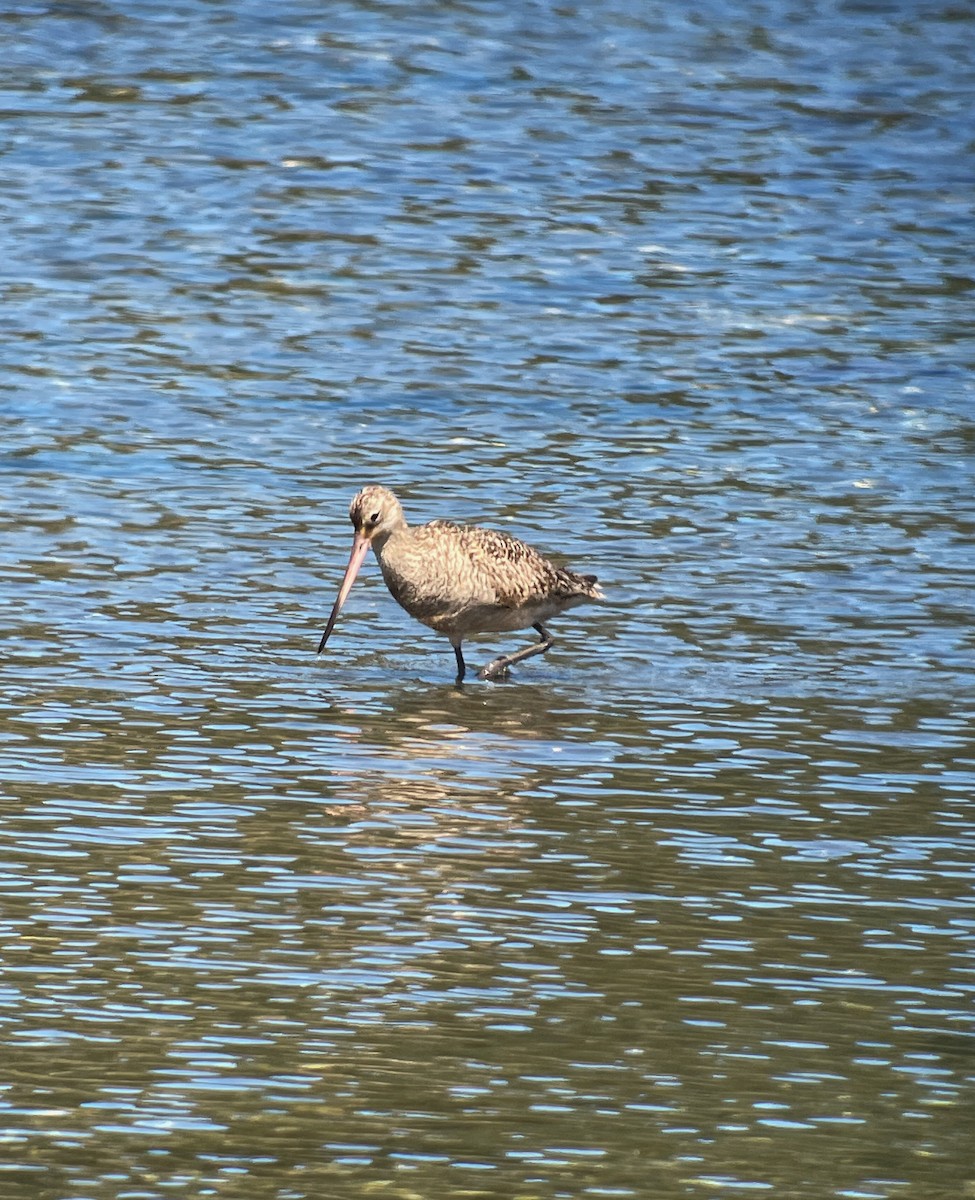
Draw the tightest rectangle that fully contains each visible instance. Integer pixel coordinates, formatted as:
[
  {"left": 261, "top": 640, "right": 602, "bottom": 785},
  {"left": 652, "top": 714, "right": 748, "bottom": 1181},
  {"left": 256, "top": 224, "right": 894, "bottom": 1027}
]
[{"left": 2, "top": 2, "right": 973, "bottom": 1198}]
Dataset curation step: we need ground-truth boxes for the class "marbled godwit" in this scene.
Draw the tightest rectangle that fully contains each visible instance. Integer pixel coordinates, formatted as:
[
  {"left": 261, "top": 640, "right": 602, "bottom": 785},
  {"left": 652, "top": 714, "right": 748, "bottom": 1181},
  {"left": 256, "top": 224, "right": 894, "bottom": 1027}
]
[{"left": 317, "top": 485, "right": 604, "bottom": 682}]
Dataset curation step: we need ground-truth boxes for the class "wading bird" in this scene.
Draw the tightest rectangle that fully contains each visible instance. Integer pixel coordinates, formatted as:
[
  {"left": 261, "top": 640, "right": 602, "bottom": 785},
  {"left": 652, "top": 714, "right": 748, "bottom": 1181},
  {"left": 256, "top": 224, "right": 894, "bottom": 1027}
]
[{"left": 317, "top": 485, "right": 604, "bottom": 682}]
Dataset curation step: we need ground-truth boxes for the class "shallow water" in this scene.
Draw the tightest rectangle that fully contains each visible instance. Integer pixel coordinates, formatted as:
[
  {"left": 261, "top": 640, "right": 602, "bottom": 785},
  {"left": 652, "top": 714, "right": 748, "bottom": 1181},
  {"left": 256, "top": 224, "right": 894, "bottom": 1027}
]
[{"left": 1, "top": 2, "right": 974, "bottom": 1198}]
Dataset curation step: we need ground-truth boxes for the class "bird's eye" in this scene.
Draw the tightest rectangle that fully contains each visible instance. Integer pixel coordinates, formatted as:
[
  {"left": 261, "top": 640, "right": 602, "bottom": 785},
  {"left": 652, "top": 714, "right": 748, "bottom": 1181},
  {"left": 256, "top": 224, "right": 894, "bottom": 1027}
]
[{"left": 369, "top": 511, "right": 381, "bottom": 523}]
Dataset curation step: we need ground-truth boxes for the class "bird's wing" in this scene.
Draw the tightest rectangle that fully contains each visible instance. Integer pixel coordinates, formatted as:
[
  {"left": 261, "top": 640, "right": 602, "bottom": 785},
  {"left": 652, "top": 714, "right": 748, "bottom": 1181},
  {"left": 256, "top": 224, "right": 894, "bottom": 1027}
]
[{"left": 419, "top": 521, "right": 579, "bottom": 609}]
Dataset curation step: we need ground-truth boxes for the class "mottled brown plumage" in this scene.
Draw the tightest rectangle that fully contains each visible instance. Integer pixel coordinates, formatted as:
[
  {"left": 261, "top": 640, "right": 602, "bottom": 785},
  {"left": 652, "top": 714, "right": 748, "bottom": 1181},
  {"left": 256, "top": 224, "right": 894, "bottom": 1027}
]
[{"left": 317, "top": 485, "right": 604, "bottom": 681}]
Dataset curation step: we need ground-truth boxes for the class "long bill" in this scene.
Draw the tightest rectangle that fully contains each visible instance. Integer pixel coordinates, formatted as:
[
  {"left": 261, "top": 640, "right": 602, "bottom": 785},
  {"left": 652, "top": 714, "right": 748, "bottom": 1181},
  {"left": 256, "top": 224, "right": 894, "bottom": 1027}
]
[{"left": 317, "top": 532, "right": 372, "bottom": 653}]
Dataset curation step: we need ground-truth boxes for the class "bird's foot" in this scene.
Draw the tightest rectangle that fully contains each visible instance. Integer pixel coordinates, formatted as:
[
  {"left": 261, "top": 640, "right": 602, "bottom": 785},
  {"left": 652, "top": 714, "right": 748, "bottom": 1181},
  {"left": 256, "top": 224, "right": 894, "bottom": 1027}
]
[
  {"left": 477, "top": 627, "right": 554, "bottom": 680},
  {"left": 478, "top": 656, "right": 513, "bottom": 681}
]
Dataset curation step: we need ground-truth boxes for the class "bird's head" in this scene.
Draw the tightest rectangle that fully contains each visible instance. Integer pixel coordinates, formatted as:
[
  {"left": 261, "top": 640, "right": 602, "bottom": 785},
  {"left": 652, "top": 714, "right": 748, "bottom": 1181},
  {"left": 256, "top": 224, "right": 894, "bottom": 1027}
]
[
  {"left": 348, "top": 485, "right": 404, "bottom": 546},
  {"left": 317, "top": 485, "right": 406, "bottom": 654}
]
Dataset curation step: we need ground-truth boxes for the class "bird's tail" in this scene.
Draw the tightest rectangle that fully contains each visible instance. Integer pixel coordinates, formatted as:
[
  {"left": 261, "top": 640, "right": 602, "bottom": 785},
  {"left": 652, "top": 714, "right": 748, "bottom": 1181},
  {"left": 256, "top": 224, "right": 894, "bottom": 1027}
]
[{"left": 581, "top": 573, "right": 605, "bottom": 600}]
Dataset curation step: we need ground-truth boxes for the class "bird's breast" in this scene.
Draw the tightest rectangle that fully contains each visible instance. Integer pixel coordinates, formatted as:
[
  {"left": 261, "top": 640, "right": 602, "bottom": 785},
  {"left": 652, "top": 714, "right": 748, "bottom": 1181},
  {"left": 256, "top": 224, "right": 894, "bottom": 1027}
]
[{"left": 375, "top": 532, "right": 484, "bottom": 628}]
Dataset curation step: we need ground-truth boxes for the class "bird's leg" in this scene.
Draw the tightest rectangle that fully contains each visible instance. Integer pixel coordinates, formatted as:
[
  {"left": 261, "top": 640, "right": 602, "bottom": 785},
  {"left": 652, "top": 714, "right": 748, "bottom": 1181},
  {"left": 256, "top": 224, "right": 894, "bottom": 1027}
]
[
  {"left": 478, "top": 624, "right": 554, "bottom": 681},
  {"left": 453, "top": 642, "right": 466, "bottom": 684}
]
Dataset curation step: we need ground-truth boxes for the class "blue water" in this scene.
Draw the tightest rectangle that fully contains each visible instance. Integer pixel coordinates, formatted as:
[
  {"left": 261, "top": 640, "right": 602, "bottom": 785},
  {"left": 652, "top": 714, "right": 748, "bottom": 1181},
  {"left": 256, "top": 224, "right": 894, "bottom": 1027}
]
[{"left": 1, "top": 3, "right": 973, "bottom": 1198}]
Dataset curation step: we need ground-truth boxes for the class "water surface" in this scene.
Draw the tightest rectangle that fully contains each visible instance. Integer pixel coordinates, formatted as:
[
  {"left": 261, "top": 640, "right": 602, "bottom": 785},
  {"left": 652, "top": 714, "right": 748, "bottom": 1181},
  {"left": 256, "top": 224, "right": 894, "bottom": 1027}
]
[{"left": 1, "top": 2, "right": 973, "bottom": 1198}]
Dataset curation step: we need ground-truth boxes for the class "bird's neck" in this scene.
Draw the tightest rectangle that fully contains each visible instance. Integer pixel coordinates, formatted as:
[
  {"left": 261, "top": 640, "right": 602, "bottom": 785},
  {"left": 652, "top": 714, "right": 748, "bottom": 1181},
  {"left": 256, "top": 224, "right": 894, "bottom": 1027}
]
[{"left": 371, "top": 518, "right": 408, "bottom": 558}]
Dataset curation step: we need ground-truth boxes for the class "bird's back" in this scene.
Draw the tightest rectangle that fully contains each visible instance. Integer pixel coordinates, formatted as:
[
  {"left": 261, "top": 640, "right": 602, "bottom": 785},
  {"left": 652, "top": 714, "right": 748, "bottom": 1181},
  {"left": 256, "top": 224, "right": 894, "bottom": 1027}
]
[
  {"left": 376, "top": 518, "right": 602, "bottom": 637},
  {"left": 425, "top": 520, "right": 599, "bottom": 605}
]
